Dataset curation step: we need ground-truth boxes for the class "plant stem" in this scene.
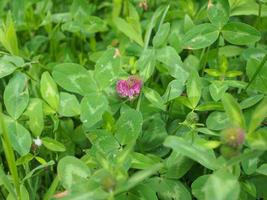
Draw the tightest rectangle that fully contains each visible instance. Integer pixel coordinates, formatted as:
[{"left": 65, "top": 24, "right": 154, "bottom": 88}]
[
  {"left": 245, "top": 53, "right": 267, "bottom": 91},
  {"left": 0, "top": 106, "right": 21, "bottom": 200},
  {"left": 136, "top": 91, "right": 142, "bottom": 111}
]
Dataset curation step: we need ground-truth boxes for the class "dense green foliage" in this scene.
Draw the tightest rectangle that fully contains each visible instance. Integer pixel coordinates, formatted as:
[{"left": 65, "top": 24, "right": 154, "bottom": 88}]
[{"left": 0, "top": 0, "right": 267, "bottom": 199}]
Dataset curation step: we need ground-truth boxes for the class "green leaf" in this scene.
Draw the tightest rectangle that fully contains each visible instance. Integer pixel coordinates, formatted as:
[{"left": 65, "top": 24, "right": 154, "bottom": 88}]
[
  {"left": 240, "top": 94, "right": 264, "bottom": 109},
  {"left": 208, "top": 0, "right": 230, "bottom": 27},
  {"left": 86, "top": 130, "right": 120, "bottom": 156},
  {"left": 186, "top": 71, "right": 202, "bottom": 108},
  {"left": 156, "top": 46, "right": 188, "bottom": 82},
  {"left": 222, "top": 93, "right": 245, "bottom": 128},
  {"left": 192, "top": 175, "right": 209, "bottom": 200},
  {"left": 165, "top": 151, "right": 194, "bottom": 179},
  {"left": 162, "top": 79, "right": 185, "bottom": 102},
  {"left": 4, "top": 73, "right": 29, "bottom": 120},
  {"left": 52, "top": 63, "right": 98, "bottom": 95},
  {"left": 42, "top": 137, "right": 66, "bottom": 152},
  {"left": 206, "top": 111, "right": 230, "bottom": 130},
  {"left": 209, "top": 81, "right": 228, "bottom": 101},
  {"left": 205, "top": 69, "right": 222, "bottom": 77},
  {"left": 116, "top": 163, "right": 163, "bottom": 194},
  {"left": 222, "top": 22, "right": 261, "bottom": 45},
  {"left": 80, "top": 93, "right": 108, "bottom": 129},
  {"left": 152, "top": 22, "right": 170, "bottom": 48},
  {"left": 58, "top": 92, "right": 80, "bottom": 117},
  {"left": 57, "top": 156, "right": 91, "bottom": 189},
  {"left": 94, "top": 48, "right": 122, "bottom": 89},
  {"left": 131, "top": 152, "right": 160, "bottom": 169},
  {"left": 0, "top": 59, "right": 17, "bottom": 78},
  {"left": 247, "top": 128, "right": 267, "bottom": 150},
  {"left": 248, "top": 97, "right": 267, "bottom": 134},
  {"left": 62, "top": 16, "right": 107, "bottom": 34},
  {"left": 0, "top": 166, "right": 16, "bottom": 199},
  {"left": 256, "top": 164, "right": 267, "bottom": 176},
  {"left": 246, "top": 58, "right": 267, "bottom": 94},
  {"left": 146, "top": 177, "right": 192, "bottom": 200},
  {"left": 0, "top": 13, "right": 19, "bottom": 55},
  {"left": 16, "top": 153, "right": 34, "bottom": 166},
  {"left": 40, "top": 72, "right": 59, "bottom": 111},
  {"left": 7, "top": 184, "right": 29, "bottom": 200},
  {"left": 204, "top": 169, "right": 240, "bottom": 200},
  {"left": 225, "top": 70, "right": 242, "bottom": 78},
  {"left": 114, "top": 17, "right": 144, "bottom": 46},
  {"left": 1, "top": 116, "right": 31, "bottom": 156},
  {"left": 115, "top": 108, "right": 143, "bottom": 145},
  {"left": 164, "top": 135, "right": 219, "bottom": 170},
  {"left": 137, "top": 49, "right": 156, "bottom": 82},
  {"left": 139, "top": 113, "right": 167, "bottom": 152},
  {"left": 196, "top": 102, "right": 224, "bottom": 111},
  {"left": 25, "top": 98, "right": 44, "bottom": 137},
  {"left": 182, "top": 23, "right": 219, "bottom": 49},
  {"left": 143, "top": 87, "right": 166, "bottom": 111}
]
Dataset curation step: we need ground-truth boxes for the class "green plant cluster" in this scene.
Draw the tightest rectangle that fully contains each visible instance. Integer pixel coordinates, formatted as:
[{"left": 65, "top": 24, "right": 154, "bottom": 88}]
[{"left": 0, "top": 0, "right": 267, "bottom": 199}]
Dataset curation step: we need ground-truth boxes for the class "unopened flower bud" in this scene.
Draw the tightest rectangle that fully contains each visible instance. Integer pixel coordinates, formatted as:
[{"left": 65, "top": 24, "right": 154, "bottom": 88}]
[
  {"left": 101, "top": 175, "right": 116, "bottom": 192},
  {"left": 220, "top": 144, "right": 240, "bottom": 159},
  {"left": 186, "top": 112, "right": 199, "bottom": 124},
  {"left": 221, "top": 127, "right": 245, "bottom": 148}
]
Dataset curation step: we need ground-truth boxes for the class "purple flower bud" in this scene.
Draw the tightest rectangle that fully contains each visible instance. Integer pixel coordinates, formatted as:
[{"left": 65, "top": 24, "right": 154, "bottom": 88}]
[
  {"left": 116, "top": 76, "right": 142, "bottom": 100},
  {"left": 221, "top": 127, "right": 245, "bottom": 148}
]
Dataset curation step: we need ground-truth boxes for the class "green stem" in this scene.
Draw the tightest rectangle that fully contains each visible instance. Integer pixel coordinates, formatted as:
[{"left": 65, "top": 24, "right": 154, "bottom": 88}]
[
  {"left": 136, "top": 91, "right": 143, "bottom": 111},
  {"left": 200, "top": 46, "right": 210, "bottom": 76},
  {"left": 43, "top": 175, "right": 59, "bottom": 200},
  {"left": 0, "top": 106, "right": 21, "bottom": 200},
  {"left": 245, "top": 53, "right": 267, "bottom": 91}
]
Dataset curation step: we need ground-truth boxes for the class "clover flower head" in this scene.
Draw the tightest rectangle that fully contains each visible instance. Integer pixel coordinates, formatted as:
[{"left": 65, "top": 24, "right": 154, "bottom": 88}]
[
  {"left": 221, "top": 127, "right": 245, "bottom": 148},
  {"left": 116, "top": 76, "right": 142, "bottom": 100}
]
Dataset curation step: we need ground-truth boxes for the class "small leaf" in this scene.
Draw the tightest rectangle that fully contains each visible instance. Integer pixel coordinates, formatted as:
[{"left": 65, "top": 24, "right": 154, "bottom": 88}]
[
  {"left": 247, "top": 128, "right": 267, "bottom": 150},
  {"left": 115, "top": 108, "right": 143, "bottom": 145},
  {"left": 152, "top": 23, "right": 170, "bottom": 48},
  {"left": 40, "top": 72, "right": 59, "bottom": 111},
  {"left": 52, "top": 63, "right": 98, "bottom": 95},
  {"left": 80, "top": 93, "right": 109, "bottom": 129},
  {"left": 248, "top": 97, "right": 267, "bottom": 134},
  {"left": 143, "top": 87, "right": 166, "bottom": 110},
  {"left": 42, "top": 137, "right": 66, "bottom": 152},
  {"left": 208, "top": 0, "right": 230, "bottom": 27},
  {"left": 206, "top": 111, "right": 230, "bottom": 130},
  {"left": 114, "top": 17, "right": 144, "bottom": 46},
  {"left": 162, "top": 79, "right": 185, "bottom": 102},
  {"left": 58, "top": 92, "right": 80, "bottom": 117},
  {"left": 209, "top": 81, "right": 228, "bottom": 101},
  {"left": 204, "top": 169, "right": 240, "bottom": 200},
  {"left": 164, "top": 135, "right": 219, "bottom": 170},
  {"left": 156, "top": 46, "right": 188, "bottom": 82},
  {"left": 186, "top": 71, "right": 202, "bottom": 108},
  {"left": 205, "top": 69, "right": 222, "bottom": 77},
  {"left": 1, "top": 116, "right": 32, "bottom": 156},
  {"left": 222, "top": 22, "right": 261, "bottom": 45},
  {"left": 182, "top": 23, "right": 219, "bottom": 49},
  {"left": 222, "top": 93, "right": 245, "bottom": 128},
  {"left": 137, "top": 49, "right": 156, "bottom": 82},
  {"left": 0, "top": 59, "right": 17, "bottom": 78},
  {"left": 240, "top": 94, "right": 264, "bottom": 109},
  {"left": 25, "top": 98, "right": 44, "bottom": 137},
  {"left": 57, "top": 156, "right": 91, "bottom": 189},
  {"left": 4, "top": 72, "right": 29, "bottom": 119},
  {"left": 256, "top": 164, "right": 267, "bottom": 176}
]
